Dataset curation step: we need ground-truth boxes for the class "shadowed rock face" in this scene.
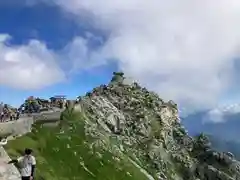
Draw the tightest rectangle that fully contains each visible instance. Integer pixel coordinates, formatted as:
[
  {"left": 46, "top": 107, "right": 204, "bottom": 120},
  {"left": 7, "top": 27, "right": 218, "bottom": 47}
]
[{"left": 74, "top": 72, "right": 240, "bottom": 180}]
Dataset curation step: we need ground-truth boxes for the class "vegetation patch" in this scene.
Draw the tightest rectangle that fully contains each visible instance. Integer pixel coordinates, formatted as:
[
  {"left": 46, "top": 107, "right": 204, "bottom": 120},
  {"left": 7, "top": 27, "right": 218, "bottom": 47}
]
[{"left": 5, "top": 110, "right": 149, "bottom": 180}]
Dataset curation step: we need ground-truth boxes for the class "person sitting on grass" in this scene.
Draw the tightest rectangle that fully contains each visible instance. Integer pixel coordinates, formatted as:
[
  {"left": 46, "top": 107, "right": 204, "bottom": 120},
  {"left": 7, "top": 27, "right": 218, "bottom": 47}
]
[{"left": 8, "top": 148, "right": 36, "bottom": 180}]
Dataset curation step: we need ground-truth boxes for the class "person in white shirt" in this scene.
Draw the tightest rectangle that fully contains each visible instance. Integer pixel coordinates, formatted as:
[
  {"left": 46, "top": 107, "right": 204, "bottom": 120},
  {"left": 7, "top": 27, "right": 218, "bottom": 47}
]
[
  {"left": 8, "top": 148, "right": 36, "bottom": 180},
  {"left": 21, "top": 106, "right": 25, "bottom": 114}
]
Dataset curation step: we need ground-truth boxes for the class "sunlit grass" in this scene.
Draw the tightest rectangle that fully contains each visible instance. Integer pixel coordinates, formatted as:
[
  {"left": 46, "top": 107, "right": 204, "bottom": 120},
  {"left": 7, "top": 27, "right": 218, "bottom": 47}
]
[{"left": 5, "top": 110, "right": 149, "bottom": 180}]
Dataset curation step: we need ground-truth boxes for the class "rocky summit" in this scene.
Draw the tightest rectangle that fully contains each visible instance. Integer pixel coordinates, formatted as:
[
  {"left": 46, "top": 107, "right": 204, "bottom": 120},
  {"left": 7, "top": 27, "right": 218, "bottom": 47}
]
[{"left": 4, "top": 72, "right": 240, "bottom": 180}]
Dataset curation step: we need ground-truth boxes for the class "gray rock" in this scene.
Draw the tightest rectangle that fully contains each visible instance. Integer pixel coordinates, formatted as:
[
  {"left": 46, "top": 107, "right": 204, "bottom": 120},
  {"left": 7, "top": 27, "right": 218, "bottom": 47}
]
[{"left": 72, "top": 72, "right": 240, "bottom": 179}]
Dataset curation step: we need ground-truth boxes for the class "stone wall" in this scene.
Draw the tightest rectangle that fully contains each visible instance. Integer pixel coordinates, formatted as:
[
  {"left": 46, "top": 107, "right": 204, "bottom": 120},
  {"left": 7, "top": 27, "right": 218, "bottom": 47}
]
[
  {"left": 33, "top": 111, "right": 62, "bottom": 123},
  {"left": 0, "top": 117, "right": 33, "bottom": 137},
  {"left": 0, "top": 111, "right": 63, "bottom": 137}
]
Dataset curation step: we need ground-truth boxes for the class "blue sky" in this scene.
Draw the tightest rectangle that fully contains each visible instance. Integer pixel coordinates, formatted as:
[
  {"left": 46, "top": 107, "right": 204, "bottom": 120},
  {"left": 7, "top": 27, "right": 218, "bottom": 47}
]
[
  {"left": 0, "top": 2, "right": 117, "bottom": 106},
  {"left": 1, "top": 1, "right": 240, "bottom": 113}
]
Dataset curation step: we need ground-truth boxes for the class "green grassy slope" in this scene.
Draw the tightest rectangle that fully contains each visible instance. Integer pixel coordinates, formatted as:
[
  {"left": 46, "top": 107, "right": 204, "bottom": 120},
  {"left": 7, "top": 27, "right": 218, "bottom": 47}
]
[{"left": 5, "top": 110, "right": 149, "bottom": 180}]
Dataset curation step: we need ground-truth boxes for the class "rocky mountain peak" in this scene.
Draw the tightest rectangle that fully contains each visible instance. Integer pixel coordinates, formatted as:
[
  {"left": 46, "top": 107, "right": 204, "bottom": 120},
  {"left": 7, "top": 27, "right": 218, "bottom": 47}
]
[
  {"left": 5, "top": 72, "right": 240, "bottom": 180},
  {"left": 72, "top": 72, "right": 240, "bottom": 180}
]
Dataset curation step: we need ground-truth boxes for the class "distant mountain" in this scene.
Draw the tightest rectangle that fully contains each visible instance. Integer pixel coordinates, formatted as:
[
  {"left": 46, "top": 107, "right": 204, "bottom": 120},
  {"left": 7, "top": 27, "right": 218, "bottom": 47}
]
[
  {"left": 209, "top": 135, "right": 240, "bottom": 160},
  {"left": 181, "top": 105, "right": 240, "bottom": 142},
  {"left": 182, "top": 105, "right": 240, "bottom": 160}
]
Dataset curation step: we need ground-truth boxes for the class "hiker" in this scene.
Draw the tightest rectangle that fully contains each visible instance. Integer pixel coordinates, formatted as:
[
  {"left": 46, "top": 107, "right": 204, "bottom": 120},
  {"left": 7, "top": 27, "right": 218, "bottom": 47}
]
[
  {"left": 8, "top": 148, "right": 36, "bottom": 180},
  {"left": 0, "top": 111, "right": 4, "bottom": 122},
  {"left": 21, "top": 106, "right": 25, "bottom": 114},
  {"left": 16, "top": 110, "right": 20, "bottom": 120},
  {"left": 10, "top": 113, "right": 13, "bottom": 121},
  {"left": 59, "top": 100, "right": 63, "bottom": 109},
  {"left": 65, "top": 101, "right": 69, "bottom": 109}
]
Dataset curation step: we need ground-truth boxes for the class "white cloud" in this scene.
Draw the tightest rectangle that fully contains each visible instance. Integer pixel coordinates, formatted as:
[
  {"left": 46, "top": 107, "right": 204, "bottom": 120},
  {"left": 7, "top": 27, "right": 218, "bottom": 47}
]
[
  {"left": 0, "top": 33, "right": 102, "bottom": 90},
  {"left": 203, "top": 103, "right": 240, "bottom": 123},
  {"left": 0, "top": 34, "right": 65, "bottom": 89},
  {"left": 203, "top": 109, "right": 224, "bottom": 124},
  {"left": 62, "top": 36, "right": 106, "bottom": 73},
  {"left": 0, "top": 34, "right": 11, "bottom": 42},
  {"left": 48, "top": 0, "right": 240, "bottom": 111}
]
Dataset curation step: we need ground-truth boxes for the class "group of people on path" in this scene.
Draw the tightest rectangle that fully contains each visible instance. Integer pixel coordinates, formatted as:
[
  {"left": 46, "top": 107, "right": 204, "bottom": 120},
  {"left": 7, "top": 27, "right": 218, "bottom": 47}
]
[
  {"left": 0, "top": 110, "right": 20, "bottom": 122},
  {"left": 0, "top": 102, "right": 21, "bottom": 122}
]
